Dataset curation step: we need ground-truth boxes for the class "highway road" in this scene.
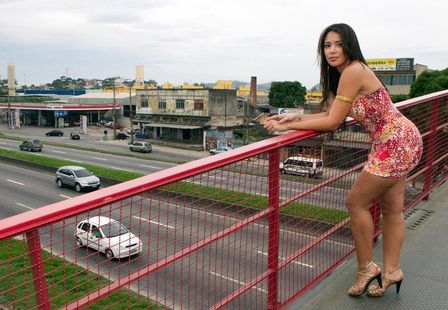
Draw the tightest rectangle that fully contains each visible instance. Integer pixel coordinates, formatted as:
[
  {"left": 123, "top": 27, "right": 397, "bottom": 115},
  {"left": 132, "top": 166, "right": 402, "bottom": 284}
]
[{"left": 0, "top": 159, "right": 353, "bottom": 308}]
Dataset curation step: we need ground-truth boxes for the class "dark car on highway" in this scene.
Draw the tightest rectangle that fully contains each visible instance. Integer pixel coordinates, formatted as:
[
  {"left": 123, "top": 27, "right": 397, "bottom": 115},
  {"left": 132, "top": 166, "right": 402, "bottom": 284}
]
[
  {"left": 116, "top": 132, "right": 128, "bottom": 140},
  {"left": 19, "top": 139, "right": 43, "bottom": 152},
  {"left": 70, "top": 132, "right": 80, "bottom": 140},
  {"left": 46, "top": 129, "right": 64, "bottom": 136}
]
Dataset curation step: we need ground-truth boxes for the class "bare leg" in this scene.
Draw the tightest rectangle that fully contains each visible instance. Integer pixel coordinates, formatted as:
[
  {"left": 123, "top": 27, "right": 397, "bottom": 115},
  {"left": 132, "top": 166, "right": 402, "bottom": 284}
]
[
  {"left": 379, "top": 178, "right": 406, "bottom": 276},
  {"left": 345, "top": 171, "right": 398, "bottom": 295},
  {"left": 366, "top": 179, "right": 406, "bottom": 297},
  {"left": 346, "top": 171, "right": 398, "bottom": 267}
]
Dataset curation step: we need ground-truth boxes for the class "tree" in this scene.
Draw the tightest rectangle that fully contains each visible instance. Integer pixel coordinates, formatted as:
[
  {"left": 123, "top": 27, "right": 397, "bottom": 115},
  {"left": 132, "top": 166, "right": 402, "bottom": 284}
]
[
  {"left": 390, "top": 94, "right": 408, "bottom": 103},
  {"left": 0, "top": 79, "right": 7, "bottom": 95},
  {"left": 409, "top": 68, "right": 448, "bottom": 98},
  {"left": 268, "top": 81, "right": 307, "bottom": 108},
  {"left": 49, "top": 76, "right": 86, "bottom": 90}
]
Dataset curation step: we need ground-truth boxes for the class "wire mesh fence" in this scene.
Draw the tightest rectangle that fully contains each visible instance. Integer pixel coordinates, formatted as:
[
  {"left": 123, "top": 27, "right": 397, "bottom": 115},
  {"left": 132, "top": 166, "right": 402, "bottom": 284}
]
[{"left": 0, "top": 90, "right": 447, "bottom": 309}]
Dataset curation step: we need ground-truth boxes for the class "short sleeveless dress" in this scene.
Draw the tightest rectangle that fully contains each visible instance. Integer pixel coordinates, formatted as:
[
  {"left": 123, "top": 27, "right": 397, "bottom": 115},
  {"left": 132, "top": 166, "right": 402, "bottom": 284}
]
[{"left": 348, "top": 87, "right": 423, "bottom": 179}]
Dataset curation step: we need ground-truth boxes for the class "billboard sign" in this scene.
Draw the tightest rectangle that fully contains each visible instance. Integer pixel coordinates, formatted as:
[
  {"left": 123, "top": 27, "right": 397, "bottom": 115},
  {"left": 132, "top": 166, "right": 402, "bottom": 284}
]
[{"left": 366, "top": 58, "right": 397, "bottom": 71}]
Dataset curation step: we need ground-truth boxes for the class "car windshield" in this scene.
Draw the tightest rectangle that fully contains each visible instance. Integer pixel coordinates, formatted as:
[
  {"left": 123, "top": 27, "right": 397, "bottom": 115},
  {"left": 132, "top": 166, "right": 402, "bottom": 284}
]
[
  {"left": 100, "top": 222, "right": 129, "bottom": 238},
  {"left": 74, "top": 169, "right": 92, "bottom": 177},
  {"left": 32, "top": 140, "right": 41, "bottom": 144}
]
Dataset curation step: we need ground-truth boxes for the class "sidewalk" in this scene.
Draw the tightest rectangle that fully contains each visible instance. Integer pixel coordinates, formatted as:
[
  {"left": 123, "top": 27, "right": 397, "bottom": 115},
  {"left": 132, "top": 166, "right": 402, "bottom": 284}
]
[{"left": 289, "top": 183, "right": 448, "bottom": 309}]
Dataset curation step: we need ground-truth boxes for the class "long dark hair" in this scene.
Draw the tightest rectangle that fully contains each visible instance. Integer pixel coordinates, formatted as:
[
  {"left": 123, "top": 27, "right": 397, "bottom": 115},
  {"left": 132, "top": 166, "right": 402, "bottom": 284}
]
[{"left": 317, "top": 23, "right": 367, "bottom": 107}]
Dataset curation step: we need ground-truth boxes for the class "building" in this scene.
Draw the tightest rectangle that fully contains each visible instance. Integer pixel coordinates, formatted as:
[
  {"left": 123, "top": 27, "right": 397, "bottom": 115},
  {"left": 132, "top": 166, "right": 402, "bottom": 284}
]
[
  {"left": 366, "top": 58, "right": 429, "bottom": 95},
  {"left": 133, "top": 88, "right": 249, "bottom": 150}
]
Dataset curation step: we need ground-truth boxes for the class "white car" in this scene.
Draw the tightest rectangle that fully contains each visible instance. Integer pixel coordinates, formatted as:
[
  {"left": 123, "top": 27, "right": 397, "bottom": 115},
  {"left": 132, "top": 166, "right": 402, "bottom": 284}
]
[
  {"left": 279, "top": 156, "right": 324, "bottom": 178},
  {"left": 209, "top": 146, "right": 232, "bottom": 155},
  {"left": 56, "top": 166, "right": 101, "bottom": 192},
  {"left": 75, "top": 216, "right": 143, "bottom": 259}
]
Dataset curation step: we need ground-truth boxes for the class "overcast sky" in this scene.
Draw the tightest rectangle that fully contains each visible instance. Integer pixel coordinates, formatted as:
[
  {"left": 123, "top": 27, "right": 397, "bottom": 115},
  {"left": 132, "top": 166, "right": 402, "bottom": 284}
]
[{"left": 1, "top": 0, "right": 447, "bottom": 89}]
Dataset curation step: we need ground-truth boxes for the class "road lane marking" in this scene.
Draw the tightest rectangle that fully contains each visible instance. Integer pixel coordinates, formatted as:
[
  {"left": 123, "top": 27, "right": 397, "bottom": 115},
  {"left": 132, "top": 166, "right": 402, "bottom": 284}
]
[
  {"left": 210, "top": 176, "right": 227, "bottom": 180},
  {"left": 133, "top": 216, "right": 175, "bottom": 229},
  {"left": 59, "top": 194, "right": 72, "bottom": 199},
  {"left": 257, "top": 250, "right": 314, "bottom": 268},
  {"left": 52, "top": 150, "right": 66, "bottom": 154},
  {"left": 209, "top": 271, "right": 267, "bottom": 293},
  {"left": 93, "top": 157, "right": 108, "bottom": 161},
  {"left": 110, "top": 166, "right": 135, "bottom": 172},
  {"left": 139, "top": 164, "right": 161, "bottom": 169},
  {"left": 6, "top": 179, "right": 24, "bottom": 186},
  {"left": 16, "top": 203, "right": 34, "bottom": 210},
  {"left": 158, "top": 199, "right": 352, "bottom": 247}
]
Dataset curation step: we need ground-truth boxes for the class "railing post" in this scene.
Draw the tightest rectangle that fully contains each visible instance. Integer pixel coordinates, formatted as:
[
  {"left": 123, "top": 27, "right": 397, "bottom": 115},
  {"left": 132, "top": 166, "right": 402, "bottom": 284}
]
[
  {"left": 26, "top": 230, "right": 50, "bottom": 310},
  {"left": 267, "top": 149, "right": 280, "bottom": 309},
  {"left": 423, "top": 98, "right": 439, "bottom": 200}
]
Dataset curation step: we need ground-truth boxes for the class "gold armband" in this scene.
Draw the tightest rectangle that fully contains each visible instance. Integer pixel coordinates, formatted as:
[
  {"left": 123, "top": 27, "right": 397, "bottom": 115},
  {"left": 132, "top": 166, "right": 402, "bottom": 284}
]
[{"left": 335, "top": 95, "right": 354, "bottom": 104}]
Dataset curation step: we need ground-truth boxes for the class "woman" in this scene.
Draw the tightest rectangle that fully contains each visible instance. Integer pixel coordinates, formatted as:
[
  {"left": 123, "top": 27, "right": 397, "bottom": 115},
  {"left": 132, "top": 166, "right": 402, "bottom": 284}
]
[{"left": 264, "top": 23, "right": 422, "bottom": 297}]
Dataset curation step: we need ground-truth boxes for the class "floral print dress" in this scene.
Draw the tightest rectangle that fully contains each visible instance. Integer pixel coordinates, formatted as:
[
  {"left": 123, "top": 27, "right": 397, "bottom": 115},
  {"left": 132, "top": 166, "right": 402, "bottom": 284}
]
[{"left": 348, "top": 87, "right": 423, "bottom": 179}]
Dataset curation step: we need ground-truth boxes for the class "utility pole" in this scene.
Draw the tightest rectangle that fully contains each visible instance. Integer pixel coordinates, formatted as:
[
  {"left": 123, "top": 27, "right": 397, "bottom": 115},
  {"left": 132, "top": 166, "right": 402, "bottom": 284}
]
[
  {"left": 7, "top": 88, "right": 11, "bottom": 129},
  {"left": 129, "top": 84, "right": 134, "bottom": 144},
  {"left": 112, "top": 86, "right": 117, "bottom": 140}
]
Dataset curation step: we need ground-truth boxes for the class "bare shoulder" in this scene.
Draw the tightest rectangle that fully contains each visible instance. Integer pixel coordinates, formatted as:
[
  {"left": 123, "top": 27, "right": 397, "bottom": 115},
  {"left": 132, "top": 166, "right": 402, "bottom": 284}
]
[
  {"left": 341, "top": 61, "right": 367, "bottom": 80},
  {"left": 340, "top": 61, "right": 381, "bottom": 96}
]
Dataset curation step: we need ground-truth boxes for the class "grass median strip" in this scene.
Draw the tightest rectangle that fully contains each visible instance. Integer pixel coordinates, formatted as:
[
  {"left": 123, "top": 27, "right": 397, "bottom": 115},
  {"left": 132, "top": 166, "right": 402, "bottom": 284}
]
[
  {"left": 0, "top": 148, "right": 348, "bottom": 224},
  {"left": 0, "top": 239, "right": 163, "bottom": 309}
]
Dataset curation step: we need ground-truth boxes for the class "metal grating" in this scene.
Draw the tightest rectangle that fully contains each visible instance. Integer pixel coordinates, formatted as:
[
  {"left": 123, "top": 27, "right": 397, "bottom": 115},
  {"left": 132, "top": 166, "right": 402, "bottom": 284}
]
[{"left": 404, "top": 208, "right": 435, "bottom": 230}]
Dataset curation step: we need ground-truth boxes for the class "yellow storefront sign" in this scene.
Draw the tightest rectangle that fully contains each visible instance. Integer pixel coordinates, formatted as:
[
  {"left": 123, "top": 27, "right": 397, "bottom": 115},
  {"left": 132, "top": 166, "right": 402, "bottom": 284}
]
[{"left": 366, "top": 58, "right": 397, "bottom": 71}]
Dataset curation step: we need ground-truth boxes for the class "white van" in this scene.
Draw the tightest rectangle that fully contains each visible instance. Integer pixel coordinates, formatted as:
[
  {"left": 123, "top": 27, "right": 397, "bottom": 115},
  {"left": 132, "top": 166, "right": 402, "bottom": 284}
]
[{"left": 279, "top": 156, "right": 323, "bottom": 178}]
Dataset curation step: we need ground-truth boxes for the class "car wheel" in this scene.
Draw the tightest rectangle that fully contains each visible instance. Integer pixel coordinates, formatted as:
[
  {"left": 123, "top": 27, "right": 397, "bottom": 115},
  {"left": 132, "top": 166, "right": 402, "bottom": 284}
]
[
  {"left": 105, "top": 249, "right": 114, "bottom": 259},
  {"left": 56, "top": 179, "right": 64, "bottom": 188},
  {"left": 75, "top": 183, "right": 82, "bottom": 192},
  {"left": 75, "top": 237, "right": 83, "bottom": 247}
]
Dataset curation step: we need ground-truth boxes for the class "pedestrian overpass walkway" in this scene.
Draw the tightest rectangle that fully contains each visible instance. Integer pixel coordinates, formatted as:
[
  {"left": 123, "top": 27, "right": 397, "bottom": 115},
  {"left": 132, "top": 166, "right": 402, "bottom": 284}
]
[{"left": 290, "top": 183, "right": 448, "bottom": 309}]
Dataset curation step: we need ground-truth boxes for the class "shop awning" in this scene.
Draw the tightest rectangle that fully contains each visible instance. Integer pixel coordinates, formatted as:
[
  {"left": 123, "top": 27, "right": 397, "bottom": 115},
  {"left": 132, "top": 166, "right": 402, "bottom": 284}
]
[{"left": 141, "top": 123, "right": 203, "bottom": 129}]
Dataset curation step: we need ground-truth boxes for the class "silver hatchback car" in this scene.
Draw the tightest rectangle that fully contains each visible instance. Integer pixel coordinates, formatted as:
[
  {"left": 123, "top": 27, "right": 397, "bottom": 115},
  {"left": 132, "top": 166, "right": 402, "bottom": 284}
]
[
  {"left": 56, "top": 166, "right": 101, "bottom": 192},
  {"left": 129, "top": 141, "right": 152, "bottom": 153}
]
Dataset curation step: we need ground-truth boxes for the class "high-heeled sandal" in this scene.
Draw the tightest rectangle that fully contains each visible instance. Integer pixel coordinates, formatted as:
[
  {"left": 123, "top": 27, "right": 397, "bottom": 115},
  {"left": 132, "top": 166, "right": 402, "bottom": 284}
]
[
  {"left": 367, "top": 269, "right": 403, "bottom": 297},
  {"left": 347, "top": 261, "right": 382, "bottom": 297}
]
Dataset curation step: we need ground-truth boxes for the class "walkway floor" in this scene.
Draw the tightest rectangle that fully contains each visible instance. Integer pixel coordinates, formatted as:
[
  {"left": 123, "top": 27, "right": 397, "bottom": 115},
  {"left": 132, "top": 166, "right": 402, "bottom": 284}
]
[{"left": 289, "top": 183, "right": 448, "bottom": 309}]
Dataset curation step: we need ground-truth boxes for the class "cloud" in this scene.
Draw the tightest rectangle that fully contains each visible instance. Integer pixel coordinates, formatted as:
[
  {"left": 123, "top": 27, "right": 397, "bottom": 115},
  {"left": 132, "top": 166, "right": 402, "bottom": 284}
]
[{"left": 0, "top": 0, "right": 447, "bottom": 88}]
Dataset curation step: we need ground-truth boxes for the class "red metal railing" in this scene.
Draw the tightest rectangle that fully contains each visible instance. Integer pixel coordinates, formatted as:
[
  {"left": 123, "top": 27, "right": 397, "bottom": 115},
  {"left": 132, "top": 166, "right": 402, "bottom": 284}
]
[{"left": 0, "top": 90, "right": 447, "bottom": 309}]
